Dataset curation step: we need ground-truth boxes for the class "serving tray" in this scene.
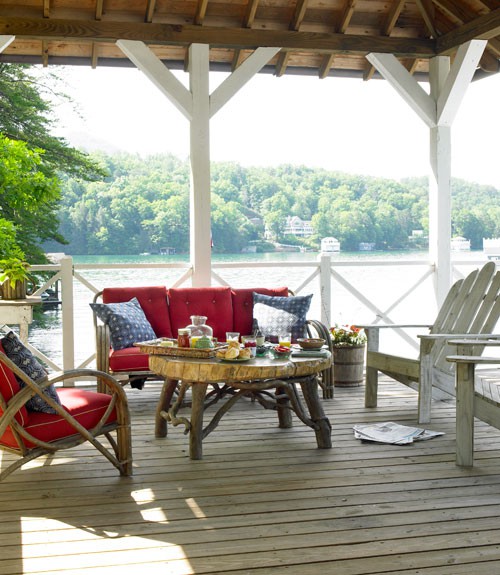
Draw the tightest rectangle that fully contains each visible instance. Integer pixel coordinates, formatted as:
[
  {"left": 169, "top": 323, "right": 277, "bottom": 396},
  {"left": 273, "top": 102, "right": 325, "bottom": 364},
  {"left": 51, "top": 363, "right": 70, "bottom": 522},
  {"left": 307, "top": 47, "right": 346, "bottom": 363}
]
[{"left": 135, "top": 338, "right": 223, "bottom": 359}]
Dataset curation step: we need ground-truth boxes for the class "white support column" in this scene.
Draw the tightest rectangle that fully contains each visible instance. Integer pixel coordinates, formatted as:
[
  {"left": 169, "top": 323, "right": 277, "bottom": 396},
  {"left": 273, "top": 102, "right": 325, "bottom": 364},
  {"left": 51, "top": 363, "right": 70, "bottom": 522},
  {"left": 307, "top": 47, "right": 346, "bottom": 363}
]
[
  {"left": 117, "top": 40, "right": 280, "bottom": 287},
  {"left": 60, "top": 256, "right": 75, "bottom": 375},
  {"left": 189, "top": 44, "right": 212, "bottom": 287},
  {"left": 367, "top": 40, "right": 486, "bottom": 305},
  {"left": 429, "top": 57, "right": 452, "bottom": 301}
]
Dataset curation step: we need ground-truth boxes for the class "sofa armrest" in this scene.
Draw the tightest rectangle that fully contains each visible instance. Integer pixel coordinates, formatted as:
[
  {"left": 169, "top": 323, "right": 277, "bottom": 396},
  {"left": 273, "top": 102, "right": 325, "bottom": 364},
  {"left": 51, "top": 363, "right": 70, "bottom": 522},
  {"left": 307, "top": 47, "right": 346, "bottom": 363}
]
[
  {"left": 95, "top": 323, "right": 111, "bottom": 375},
  {"left": 306, "top": 319, "right": 334, "bottom": 399}
]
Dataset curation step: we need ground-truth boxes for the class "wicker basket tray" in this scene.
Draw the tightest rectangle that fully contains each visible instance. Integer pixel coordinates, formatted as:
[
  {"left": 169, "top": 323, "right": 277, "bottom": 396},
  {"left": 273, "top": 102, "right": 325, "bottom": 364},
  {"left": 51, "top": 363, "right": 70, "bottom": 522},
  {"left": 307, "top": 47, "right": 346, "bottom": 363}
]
[{"left": 135, "top": 338, "right": 223, "bottom": 359}]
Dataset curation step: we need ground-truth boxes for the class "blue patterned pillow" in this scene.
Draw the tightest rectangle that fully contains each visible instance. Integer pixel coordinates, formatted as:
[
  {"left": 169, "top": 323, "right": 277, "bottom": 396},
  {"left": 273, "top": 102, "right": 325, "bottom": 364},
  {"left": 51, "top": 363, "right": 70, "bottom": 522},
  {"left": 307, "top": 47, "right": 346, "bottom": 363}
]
[
  {"left": 252, "top": 293, "right": 313, "bottom": 343},
  {"left": 90, "top": 297, "right": 156, "bottom": 350},
  {"left": 1, "top": 331, "right": 61, "bottom": 414}
]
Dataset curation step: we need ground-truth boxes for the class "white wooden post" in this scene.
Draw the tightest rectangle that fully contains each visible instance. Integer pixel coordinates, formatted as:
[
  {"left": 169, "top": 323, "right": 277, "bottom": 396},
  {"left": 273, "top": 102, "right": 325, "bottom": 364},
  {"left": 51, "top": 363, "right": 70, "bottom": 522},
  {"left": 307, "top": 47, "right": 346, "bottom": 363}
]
[
  {"left": 117, "top": 40, "right": 280, "bottom": 287},
  {"left": 367, "top": 40, "right": 486, "bottom": 305},
  {"left": 60, "top": 256, "right": 75, "bottom": 375},
  {"left": 189, "top": 44, "right": 212, "bottom": 287},
  {"left": 319, "top": 254, "right": 332, "bottom": 327}
]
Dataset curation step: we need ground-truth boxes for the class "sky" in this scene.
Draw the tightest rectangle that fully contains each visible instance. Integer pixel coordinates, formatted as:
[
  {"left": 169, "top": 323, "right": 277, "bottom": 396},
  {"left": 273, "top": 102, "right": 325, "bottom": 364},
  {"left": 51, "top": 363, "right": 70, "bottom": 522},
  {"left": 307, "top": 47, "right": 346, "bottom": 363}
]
[{"left": 47, "top": 64, "right": 500, "bottom": 189}]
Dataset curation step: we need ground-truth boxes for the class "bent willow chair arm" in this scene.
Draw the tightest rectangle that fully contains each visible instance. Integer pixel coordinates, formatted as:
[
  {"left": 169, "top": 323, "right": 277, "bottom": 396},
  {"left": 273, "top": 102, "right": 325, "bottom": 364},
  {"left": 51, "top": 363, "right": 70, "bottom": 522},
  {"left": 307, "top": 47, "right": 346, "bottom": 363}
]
[{"left": 0, "top": 352, "right": 133, "bottom": 482}]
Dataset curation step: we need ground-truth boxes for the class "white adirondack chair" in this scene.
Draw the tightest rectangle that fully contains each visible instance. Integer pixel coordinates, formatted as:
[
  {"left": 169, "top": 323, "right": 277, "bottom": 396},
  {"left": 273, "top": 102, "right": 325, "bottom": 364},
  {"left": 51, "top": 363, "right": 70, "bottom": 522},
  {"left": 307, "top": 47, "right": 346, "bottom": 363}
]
[
  {"left": 447, "top": 337, "right": 500, "bottom": 466},
  {"left": 364, "top": 262, "right": 500, "bottom": 423}
]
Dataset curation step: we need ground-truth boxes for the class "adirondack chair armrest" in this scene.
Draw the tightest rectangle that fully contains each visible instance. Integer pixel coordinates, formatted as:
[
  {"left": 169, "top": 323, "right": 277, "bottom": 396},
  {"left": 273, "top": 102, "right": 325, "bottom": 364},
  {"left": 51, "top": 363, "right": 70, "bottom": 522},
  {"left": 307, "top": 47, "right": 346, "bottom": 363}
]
[
  {"left": 360, "top": 324, "right": 431, "bottom": 330},
  {"left": 362, "top": 324, "right": 431, "bottom": 353},
  {"left": 447, "top": 355, "right": 500, "bottom": 365}
]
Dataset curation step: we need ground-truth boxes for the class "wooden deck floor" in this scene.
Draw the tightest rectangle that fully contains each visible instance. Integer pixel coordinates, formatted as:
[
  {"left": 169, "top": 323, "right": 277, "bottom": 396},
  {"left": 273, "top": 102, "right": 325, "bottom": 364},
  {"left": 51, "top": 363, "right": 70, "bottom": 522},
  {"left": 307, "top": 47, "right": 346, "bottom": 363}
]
[{"left": 2, "top": 376, "right": 500, "bottom": 575}]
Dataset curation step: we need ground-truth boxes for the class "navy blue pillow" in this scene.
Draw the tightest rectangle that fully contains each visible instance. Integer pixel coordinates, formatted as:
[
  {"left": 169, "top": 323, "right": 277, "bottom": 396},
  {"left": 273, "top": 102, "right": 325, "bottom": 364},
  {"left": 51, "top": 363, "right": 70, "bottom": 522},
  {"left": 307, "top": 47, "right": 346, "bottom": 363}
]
[
  {"left": 90, "top": 297, "right": 156, "bottom": 350},
  {"left": 1, "top": 331, "right": 61, "bottom": 414},
  {"left": 252, "top": 293, "right": 312, "bottom": 343}
]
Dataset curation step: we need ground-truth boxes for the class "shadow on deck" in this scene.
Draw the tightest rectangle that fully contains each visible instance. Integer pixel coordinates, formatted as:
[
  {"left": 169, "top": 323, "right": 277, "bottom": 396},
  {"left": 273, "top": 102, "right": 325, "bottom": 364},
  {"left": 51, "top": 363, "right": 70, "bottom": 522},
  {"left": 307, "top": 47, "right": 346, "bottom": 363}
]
[{"left": 1, "top": 375, "right": 500, "bottom": 574}]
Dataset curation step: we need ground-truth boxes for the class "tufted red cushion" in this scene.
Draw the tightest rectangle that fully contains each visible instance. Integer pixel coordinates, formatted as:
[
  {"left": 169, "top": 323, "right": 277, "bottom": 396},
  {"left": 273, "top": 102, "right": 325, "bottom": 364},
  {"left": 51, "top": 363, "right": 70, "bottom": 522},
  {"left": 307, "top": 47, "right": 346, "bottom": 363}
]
[
  {"left": 0, "top": 343, "right": 28, "bottom": 427},
  {"left": 102, "top": 286, "right": 172, "bottom": 338},
  {"left": 109, "top": 347, "right": 149, "bottom": 372},
  {"left": 0, "top": 388, "right": 117, "bottom": 450},
  {"left": 167, "top": 287, "right": 233, "bottom": 342},
  {"left": 231, "top": 287, "right": 289, "bottom": 337}
]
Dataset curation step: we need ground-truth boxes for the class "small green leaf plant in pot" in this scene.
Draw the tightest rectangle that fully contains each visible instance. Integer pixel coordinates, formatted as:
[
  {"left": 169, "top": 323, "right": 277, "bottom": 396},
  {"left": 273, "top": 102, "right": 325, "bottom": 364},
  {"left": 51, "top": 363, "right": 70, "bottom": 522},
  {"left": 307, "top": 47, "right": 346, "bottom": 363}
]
[{"left": 0, "top": 257, "right": 31, "bottom": 299}]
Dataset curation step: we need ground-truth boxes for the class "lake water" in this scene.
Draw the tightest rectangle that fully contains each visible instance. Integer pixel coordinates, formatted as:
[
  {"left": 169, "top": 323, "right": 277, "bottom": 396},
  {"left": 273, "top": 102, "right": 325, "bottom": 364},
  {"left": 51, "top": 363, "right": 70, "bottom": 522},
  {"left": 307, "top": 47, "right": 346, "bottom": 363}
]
[{"left": 27, "top": 250, "right": 488, "bottom": 369}]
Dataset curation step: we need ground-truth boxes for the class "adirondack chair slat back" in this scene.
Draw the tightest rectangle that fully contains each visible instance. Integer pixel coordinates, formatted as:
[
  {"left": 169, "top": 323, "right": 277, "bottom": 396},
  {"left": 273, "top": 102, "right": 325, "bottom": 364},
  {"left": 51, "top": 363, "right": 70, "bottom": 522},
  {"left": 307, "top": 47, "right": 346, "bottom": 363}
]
[{"left": 433, "top": 262, "right": 500, "bottom": 373}]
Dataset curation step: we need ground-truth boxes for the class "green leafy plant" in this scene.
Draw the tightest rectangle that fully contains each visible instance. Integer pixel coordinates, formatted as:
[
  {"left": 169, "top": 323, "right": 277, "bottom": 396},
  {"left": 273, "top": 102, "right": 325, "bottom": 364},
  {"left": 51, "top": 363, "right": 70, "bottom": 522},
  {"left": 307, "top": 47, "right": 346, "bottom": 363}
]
[
  {"left": 329, "top": 324, "right": 367, "bottom": 347},
  {"left": 0, "top": 257, "right": 31, "bottom": 288}
]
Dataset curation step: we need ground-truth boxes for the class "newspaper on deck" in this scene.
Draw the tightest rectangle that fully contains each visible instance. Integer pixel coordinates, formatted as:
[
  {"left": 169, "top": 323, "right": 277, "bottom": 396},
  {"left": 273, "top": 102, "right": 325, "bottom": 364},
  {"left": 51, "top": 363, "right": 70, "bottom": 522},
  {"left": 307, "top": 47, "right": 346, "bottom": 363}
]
[{"left": 353, "top": 421, "right": 444, "bottom": 445}]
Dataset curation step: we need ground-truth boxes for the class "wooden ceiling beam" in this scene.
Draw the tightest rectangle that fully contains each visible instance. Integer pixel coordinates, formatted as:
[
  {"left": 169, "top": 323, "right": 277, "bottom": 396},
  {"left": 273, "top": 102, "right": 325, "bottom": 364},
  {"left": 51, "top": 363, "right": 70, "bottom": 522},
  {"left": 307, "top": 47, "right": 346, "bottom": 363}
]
[
  {"left": 95, "top": 0, "right": 104, "bottom": 21},
  {"left": 319, "top": 0, "right": 357, "bottom": 79},
  {"left": 42, "top": 39, "right": 48, "bottom": 66},
  {"left": 145, "top": 0, "right": 157, "bottom": 24},
  {"left": 363, "top": 0, "right": 405, "bottom": 81},
  {"left": 194, "top": 0, "right": 209, "bottom": 26},
  {"left": 437, "top": 7, "right": 500, "bottom": 54},
  {"left": 232, "top": 0, "right": 260, "bottom": 71},
  {"left": 91, "top": 42, "right": 98, "bottom": 68},
  {"left": 276, "top": 0, "right": 310, "bottom": 77},
  {"left": 415, "top": 0, "right": 438, "bottom": 38},
  {"left": 43, "top": 0, "right": 50, "bottom": 19},
  {"left": 0, "top": 16, "right": 435, "bottom": 57}
]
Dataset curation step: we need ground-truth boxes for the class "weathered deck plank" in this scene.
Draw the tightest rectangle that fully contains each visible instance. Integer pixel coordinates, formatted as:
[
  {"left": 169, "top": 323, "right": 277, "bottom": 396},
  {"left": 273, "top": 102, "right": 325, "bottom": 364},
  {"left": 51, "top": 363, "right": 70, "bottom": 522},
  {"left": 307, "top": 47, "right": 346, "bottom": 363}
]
[{"left": 1, "top": 377, "right": 500, "bottom": 574}]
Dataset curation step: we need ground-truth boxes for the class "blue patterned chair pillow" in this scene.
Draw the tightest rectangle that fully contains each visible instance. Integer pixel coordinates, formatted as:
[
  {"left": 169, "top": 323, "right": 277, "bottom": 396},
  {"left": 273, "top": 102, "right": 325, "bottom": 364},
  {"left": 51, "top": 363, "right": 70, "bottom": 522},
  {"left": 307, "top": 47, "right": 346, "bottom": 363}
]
[
  {"left": 90, "top": 297, "right": 156, "bottom": 351},
  {"left": 1, "top": 331, "right": 61, "bottom": 414},
  {"left": 252, "top": 293, "right": 313, "bottom": 343}
]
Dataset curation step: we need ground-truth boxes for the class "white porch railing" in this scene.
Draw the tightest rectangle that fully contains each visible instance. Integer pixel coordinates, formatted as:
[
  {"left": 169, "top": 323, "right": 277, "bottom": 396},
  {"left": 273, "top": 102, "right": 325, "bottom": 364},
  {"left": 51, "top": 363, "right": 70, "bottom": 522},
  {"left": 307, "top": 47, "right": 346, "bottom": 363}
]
[{"left": 10, "top": 255, "right": 488, "bottom": 374}]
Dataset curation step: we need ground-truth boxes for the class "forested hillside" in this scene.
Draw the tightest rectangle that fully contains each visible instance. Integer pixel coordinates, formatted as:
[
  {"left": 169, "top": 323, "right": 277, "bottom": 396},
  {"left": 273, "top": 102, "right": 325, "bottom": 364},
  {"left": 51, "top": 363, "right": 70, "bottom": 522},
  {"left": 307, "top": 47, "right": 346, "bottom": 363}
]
[{"left": 45, "top": 152, "right": 500, "bottom": 255}]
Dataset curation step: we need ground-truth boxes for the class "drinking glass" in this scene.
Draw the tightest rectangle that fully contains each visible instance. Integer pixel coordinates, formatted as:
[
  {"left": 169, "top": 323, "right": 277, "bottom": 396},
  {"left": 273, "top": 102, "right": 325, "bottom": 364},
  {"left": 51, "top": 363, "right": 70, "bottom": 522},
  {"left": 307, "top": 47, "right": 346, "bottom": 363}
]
[{"left": 278, "top": 333, "right": 292, "bottom": 347}]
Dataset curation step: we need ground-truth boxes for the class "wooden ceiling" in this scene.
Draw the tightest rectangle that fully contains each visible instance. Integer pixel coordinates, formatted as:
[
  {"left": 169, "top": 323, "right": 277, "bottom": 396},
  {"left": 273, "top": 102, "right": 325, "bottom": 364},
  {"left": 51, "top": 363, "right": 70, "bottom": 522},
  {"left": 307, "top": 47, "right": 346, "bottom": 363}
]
[{"left": 0, "top": 1, "right": 499, "bottom": 81}]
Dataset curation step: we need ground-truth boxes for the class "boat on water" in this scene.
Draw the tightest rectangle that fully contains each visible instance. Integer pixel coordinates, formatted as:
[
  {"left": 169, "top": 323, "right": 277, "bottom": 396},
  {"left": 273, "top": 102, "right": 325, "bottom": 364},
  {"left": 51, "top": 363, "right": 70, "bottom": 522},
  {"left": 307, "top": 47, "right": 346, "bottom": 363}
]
[
  {"left": 451, "top": 236, "right": 471, "bottom": 251},
  {"left": 321, "top": 237, "right": 340, "bottom": 253},
  {"left": 483, "top": 238, "right": 500, "bottom": 260}
]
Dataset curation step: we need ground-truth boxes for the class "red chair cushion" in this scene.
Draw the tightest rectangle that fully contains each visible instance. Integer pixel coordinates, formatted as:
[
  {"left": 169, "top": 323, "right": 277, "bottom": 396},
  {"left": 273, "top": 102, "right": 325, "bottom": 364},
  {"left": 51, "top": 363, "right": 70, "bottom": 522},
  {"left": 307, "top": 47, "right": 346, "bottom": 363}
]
[
  {"left": 167, "top": 287, "right": 233, "bottom": 342},
  {"left": 109, "top": 347, "right": 150, "bottom": 372},
  {"left": 0, "top": 388, "right": 118, "bottom": 450},
  {"left": 231, "top": 287, "right": 289, "bottom": 337},
  {"left": 102, "top": 286, "right": 172, "bottom": 338},
  {"left": 0, "top": 343, "right": 28, "bottom": 427}
]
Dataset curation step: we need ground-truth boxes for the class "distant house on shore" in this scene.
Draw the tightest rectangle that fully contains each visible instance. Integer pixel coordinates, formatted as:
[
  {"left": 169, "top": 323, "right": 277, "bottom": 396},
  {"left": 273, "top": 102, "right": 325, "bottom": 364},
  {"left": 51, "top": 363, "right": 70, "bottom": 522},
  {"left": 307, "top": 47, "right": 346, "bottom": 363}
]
[{"left": 283, "top": 216, "right": 314, "bottom": 237}]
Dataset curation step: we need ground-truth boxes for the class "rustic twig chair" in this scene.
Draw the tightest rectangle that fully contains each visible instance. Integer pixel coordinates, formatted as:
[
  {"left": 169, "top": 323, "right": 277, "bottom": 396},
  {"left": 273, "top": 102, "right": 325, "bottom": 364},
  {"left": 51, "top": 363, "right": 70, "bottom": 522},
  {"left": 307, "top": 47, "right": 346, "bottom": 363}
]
[
  {"left": 447, "top": 336, "right": 500, "bottom": 466},
  {"left": 364, "top": 262, "right": 500, "bottom": 423},
  {"left": 0, "top": 350, "right": 133, "bottom": 481}
]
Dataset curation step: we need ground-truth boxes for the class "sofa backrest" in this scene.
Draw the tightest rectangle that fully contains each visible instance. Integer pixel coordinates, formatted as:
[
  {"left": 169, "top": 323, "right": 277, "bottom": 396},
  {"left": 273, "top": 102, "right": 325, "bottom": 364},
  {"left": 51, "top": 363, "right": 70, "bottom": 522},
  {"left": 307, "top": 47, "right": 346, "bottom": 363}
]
[
  {"left": 167, "top": 287, "right": 233, "bottom": 342},
  {"left": 231, "top": 287, "right": 289, "bottom": 337},
  {"left": 102, "top": 286, "right": 173, "bottom": 338}
]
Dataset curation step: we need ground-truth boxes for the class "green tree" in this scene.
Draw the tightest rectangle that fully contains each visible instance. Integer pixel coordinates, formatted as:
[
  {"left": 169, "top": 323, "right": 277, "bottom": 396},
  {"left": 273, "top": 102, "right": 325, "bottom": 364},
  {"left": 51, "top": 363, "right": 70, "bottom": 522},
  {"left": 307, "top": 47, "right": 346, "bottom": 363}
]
[{"left": 0, "top": 136, "right": 62, "bottom": 261}]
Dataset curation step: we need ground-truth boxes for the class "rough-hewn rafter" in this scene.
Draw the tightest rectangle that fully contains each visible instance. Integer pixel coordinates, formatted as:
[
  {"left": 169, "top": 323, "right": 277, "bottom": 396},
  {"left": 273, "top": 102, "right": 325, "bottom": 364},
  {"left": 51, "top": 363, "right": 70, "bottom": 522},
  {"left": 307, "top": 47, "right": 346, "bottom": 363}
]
[
  {"left": 232, "top": 0, "right": 260, "bottom": 71},
  {"left": 363, "top": 0, "right": 405, "bottom": 81},
  {"left": 0, "top": 16, "right": 435, "bottom": 56},
  {"left": 275, "top": 0, "right": 310, "bottom": 77},
  {"left": 319, "top": 0, "right": 357, "bottom": 79},
  {"left": 145, "top": 0, "right": 157, "bottom": 24},
  {"left": 415, "top": 0, "right": 438, "bottom": 38},
  {"left": 437, "top": 7, "right": 500, "bottom": 54}
]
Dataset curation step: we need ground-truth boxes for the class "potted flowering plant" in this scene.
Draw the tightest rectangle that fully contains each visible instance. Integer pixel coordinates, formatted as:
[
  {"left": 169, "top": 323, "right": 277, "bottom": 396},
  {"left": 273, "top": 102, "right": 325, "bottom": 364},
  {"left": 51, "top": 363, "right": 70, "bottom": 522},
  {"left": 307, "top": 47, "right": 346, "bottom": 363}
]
[
  {"left": 329, "top": 324, "right": 367, "bottom": 347},
  {"left": 329, "top": 324, "right": 367, "bottom": 387}
]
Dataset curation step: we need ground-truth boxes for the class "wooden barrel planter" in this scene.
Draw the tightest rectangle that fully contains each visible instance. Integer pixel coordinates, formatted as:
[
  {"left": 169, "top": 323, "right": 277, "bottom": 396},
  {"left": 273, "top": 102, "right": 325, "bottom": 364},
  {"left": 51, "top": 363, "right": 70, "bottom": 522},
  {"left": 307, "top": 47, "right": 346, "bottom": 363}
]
[
  {"left": 332, "top": 344, "right": 366, "bottom": 387},
  {"left": 1, "top": 279, "right": 27, "bottom": 300}
]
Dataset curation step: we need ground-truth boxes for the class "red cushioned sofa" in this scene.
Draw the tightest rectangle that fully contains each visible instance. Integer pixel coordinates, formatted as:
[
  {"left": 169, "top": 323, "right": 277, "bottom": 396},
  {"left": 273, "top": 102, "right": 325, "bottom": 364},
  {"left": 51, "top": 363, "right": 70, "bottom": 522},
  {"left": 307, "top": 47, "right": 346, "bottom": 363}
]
[{"left": 92, "top": 285, "right": 332, "bottom": 397}]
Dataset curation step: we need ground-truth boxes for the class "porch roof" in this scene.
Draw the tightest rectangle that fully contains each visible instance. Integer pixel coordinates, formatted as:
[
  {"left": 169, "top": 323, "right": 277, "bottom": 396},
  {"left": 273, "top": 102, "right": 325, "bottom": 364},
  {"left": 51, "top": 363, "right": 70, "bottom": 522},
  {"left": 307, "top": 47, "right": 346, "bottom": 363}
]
[{"left": 0, "top": 1, "right": 499, "bottom": 81}]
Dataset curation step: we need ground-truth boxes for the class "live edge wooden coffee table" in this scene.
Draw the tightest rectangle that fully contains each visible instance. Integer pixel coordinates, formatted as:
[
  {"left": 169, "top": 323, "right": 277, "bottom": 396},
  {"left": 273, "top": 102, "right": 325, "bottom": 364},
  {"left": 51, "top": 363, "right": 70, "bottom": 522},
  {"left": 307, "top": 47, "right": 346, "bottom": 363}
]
[{"left": 148, "top": 352, "right": 332, "bottom": 459}]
